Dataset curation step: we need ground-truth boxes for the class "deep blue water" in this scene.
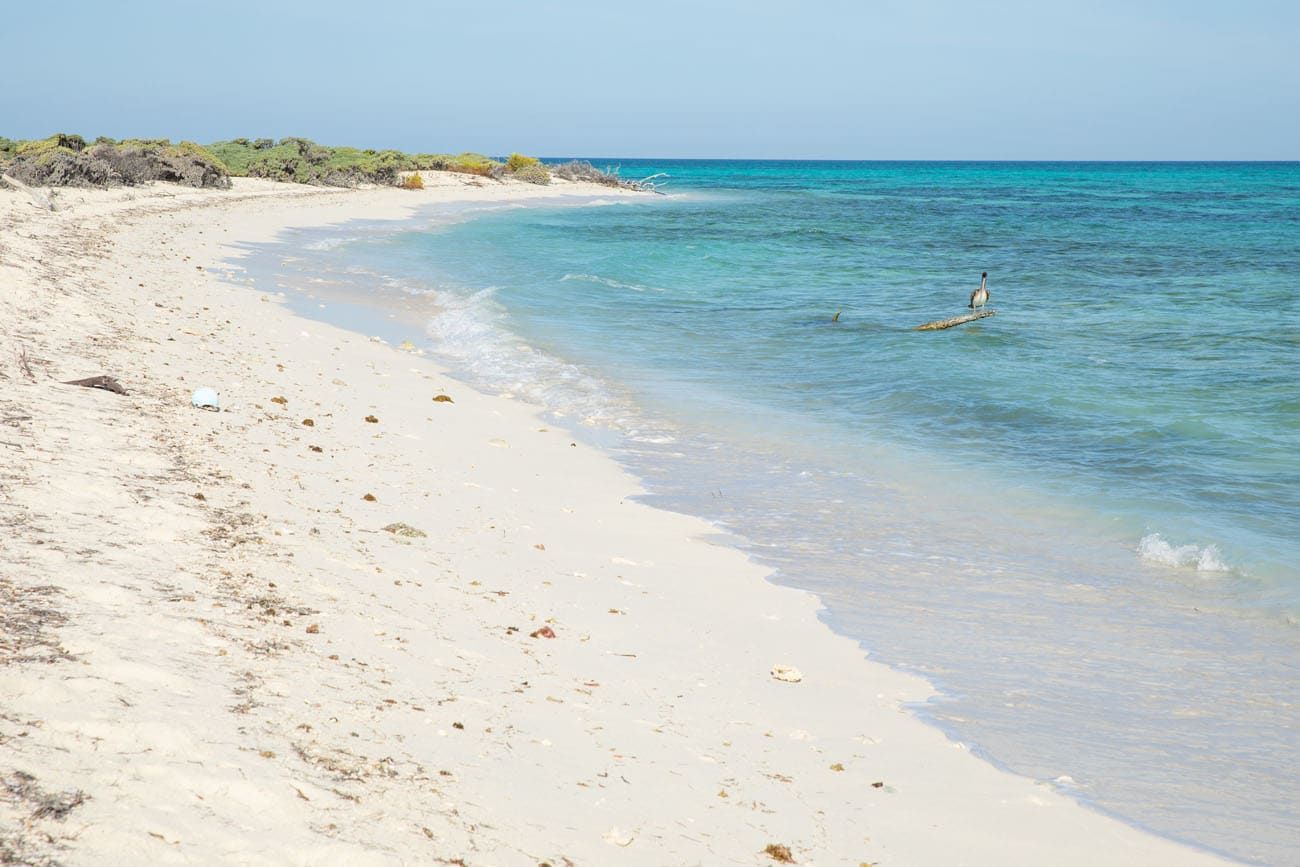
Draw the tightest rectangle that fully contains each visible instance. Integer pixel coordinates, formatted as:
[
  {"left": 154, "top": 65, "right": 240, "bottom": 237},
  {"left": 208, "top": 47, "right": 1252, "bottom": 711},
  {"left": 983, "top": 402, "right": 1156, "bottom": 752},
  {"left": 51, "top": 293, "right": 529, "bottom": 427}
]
[{"left": 244, "top": 161, "right": 1300, "bottom": 865}]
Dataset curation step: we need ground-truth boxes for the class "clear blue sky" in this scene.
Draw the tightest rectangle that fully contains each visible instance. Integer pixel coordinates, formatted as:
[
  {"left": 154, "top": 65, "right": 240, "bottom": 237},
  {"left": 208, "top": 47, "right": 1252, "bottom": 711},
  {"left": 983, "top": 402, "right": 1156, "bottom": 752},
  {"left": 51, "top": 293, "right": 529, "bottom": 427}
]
[{"left": 4, "top": 0, "right": 1297, "bottom": 159}]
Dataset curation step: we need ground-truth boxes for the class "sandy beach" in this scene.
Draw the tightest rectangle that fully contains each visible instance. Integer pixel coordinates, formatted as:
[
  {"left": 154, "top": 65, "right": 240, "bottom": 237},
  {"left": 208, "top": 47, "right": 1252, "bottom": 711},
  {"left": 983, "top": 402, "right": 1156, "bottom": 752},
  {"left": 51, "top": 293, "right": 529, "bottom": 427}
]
[{"left": 0, "top": 174, "right": 1235, "bottom": 866}]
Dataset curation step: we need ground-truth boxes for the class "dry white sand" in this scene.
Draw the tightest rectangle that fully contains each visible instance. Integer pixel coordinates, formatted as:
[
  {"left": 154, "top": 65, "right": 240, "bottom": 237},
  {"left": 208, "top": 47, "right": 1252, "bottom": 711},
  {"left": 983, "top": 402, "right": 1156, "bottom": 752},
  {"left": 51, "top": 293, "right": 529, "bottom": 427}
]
[{"left": 0, "top": 174, "right": 1233, "bottom": 865}]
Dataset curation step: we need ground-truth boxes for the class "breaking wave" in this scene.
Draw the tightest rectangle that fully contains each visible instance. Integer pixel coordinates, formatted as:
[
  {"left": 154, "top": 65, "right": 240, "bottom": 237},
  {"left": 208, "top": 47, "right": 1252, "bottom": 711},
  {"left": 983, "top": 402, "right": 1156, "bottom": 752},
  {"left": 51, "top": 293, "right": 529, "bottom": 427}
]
[
  {"left": 561, "top": 273, "right": 667, "bottom": 293},
  {"left": 1138, "top": 533, "right": 1231, "bottom": 573},
  {"left": 420, "top": 285, "right": 677, "bottom": 445}
]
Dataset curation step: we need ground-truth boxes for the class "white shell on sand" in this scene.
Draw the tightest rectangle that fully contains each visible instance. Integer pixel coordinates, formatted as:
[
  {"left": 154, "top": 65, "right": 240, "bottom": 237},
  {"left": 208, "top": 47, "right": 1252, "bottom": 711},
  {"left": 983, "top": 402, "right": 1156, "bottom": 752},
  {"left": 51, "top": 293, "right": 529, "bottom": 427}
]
[
  {"left": 190, "top": 387, "right": 220, "bottom": 410},
  {"left": 771, "top": 664, "right": 803, "bottom": 683}
]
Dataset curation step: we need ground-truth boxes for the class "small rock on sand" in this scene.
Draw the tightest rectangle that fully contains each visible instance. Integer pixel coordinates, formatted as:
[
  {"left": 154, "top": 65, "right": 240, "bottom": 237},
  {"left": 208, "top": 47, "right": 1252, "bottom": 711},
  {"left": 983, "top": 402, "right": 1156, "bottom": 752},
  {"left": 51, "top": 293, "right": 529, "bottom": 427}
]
[{"left": 382, "top": 522, "right": 427, "bottom": 539}]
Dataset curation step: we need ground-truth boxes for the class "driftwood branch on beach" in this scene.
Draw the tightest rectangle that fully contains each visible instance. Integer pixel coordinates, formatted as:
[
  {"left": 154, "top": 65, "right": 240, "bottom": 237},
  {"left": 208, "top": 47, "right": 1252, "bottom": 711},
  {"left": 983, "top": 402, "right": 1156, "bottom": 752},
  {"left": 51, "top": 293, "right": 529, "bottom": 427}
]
[
  {"left": 1, "top": 174, "right": 53, "bottom": 211},
  {"left": 62, "top": 376, "right": 128, "bottom": 395},
  {"left": 914, "top": 310, "right": 996, "bottom": 331}
]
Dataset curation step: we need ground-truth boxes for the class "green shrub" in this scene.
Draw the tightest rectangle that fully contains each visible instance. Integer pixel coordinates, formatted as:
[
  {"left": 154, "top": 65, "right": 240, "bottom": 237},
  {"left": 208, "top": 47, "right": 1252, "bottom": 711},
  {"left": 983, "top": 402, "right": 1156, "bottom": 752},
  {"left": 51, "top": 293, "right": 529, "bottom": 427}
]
[
  {"left": 511, "top": 162, "right": 550, "bottom": 185},
  {"left": 446, "top": 152, "right": 501, "bottom": 176},
  {"left": 5, "top": 136, "right": 230, "bottom": 188},
  {"left": 15, "top": 136, "right": 69, "bottom": 157},
  {"left": 506, "top": 152, "right": 540, "bottom": 172},
  {"left": 206, "top": 138, "right": 421, "bottom": 186},
  {"left": 409, "top": 153, "right": 450, "bottom": 171}
]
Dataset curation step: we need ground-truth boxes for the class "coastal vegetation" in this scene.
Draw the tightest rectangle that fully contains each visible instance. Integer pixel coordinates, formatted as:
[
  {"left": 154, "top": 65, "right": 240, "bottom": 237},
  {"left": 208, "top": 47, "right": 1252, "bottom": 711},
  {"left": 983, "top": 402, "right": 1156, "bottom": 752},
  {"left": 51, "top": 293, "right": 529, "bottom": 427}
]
[
  {"left": 550, "top": 159, "right": 631, "bottom": 187},
  {"left": 0, "top": 134, "right": 626, "bottom": 190},
  {"left": 0, "top": 134, "right": 231, "bottom": 189}
]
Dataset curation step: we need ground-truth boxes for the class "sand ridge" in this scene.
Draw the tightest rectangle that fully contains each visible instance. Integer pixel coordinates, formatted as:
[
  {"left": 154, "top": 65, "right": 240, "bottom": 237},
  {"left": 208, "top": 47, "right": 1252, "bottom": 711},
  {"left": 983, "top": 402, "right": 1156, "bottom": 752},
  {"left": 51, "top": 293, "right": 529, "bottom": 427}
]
[{"left": 0, "top": 176, "right": 1233, "bottom": 865}]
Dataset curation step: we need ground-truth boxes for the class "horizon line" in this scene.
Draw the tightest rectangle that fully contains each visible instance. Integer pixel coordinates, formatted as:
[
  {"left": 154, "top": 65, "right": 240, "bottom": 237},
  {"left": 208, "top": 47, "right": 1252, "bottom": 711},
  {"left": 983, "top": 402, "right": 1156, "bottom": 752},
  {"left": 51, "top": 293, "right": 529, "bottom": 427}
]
[{"left": 539, "top": 156, "right": 1300, "bottom": 164}]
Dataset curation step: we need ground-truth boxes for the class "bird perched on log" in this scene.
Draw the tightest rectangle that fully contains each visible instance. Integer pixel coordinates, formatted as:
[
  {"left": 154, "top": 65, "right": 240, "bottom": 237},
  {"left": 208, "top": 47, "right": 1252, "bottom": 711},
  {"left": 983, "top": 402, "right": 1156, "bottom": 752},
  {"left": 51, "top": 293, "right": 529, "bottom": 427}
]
[{"left": 969, "top": 271, "right": 989, "bottom": 311}]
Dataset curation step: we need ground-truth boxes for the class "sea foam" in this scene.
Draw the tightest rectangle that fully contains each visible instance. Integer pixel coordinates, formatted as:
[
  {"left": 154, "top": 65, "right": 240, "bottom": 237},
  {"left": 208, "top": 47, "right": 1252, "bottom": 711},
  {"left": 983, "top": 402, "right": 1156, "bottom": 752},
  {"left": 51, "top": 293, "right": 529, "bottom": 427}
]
[
  {"left": 1138, "top": 533, "right": 1230, "bottom": 572},
  {"left": 561, "top": 273, "right": 666, "bottom": 293}
]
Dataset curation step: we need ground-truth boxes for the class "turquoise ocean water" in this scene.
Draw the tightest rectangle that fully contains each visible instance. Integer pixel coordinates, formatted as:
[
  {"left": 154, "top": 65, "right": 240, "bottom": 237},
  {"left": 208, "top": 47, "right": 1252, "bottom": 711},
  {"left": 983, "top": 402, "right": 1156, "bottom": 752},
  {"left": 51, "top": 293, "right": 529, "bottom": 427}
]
[{"left": 245, "top": 161, "right": 1300, "bottom": 865}]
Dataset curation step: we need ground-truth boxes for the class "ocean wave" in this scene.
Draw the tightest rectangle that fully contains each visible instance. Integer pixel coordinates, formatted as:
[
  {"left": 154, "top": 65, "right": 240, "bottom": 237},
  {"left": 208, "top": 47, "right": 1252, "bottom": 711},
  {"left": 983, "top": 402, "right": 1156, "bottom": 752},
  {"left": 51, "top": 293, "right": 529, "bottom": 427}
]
[
  {"left": 421, "top": 287, "right": 678, "bottom": 443},
  {"left": 1138, "top": 533, "right": 1230, "bottom": 572},
  {"left": 302, "top": 236, "right": 358, "bottom": 251},
  {"left": 561, "top": 273, "right": 666, "bottom": 293}
]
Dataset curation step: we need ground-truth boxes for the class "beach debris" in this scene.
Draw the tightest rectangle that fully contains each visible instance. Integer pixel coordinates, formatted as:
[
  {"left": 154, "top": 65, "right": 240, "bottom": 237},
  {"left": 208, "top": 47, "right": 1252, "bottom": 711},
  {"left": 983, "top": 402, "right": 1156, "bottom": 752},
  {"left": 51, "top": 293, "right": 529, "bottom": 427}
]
[
  {"left": 364, "top": 415, "right": 378, "bottom": 423},
  {"left": 914, "top": 310, "right": 996, "bottom": 331},
  {"left": 530, "top": 626, "right": 557, "bottom": 639},
  {"left": 831, "top": 311, "right": 842, "bottom": 323},
  {"left": 305, "top": 624, "right": 320, "bottom": 634},
  {"left": 309, "top": 445, "right": 323, "bottom": 453},
  {"left": 382, "top": 522, "right": 427, "bottom": 539},
  {"left": 190, "top": 386, "right": 219, "bottom": 410},
  {"left": 763, "top": 843, "right": 796, "bottom": 863},
  {"left": 1, "top": 771, "right": 86, "bottom": 821},
  {"left": 1, "top": 172, "right": 56, "bottom": 210},
  {"left": 871, "top": 781, "right": 885, "bottom": 789},
  {"left": 270, "top": 395, "right": 287, "bottom": 406},
  {"left": 432, "top": 394, "right": 454, "bottom": 403},
  {"left": 603, "top": 827, "right": 634, "bottom": 847},
  {"left": 830, "top": 762, "right": 846, "bottom": 772},
  {"left": 16, "top": 344, "right": 37, "bottom": 381},
  {"left": 192, "top": 492, "right": 206, "bottom": 501},
  {"left": 398, "top": 340, "right": 416, "bottom": 352},
  {"left": 534, "top": 543, "right": 546, "bottom": 550},
  {"left": 771, "top": 664, "right": 803, "bottom": 683},
  {"left": 301, "top": 418, "right": 314, "bottom": 426},
  {"left": 64, "top": 375, "right": 128, "bottom": 395},
  {"left": 362, "top": 493, "right": 377, "bottom": 502}
]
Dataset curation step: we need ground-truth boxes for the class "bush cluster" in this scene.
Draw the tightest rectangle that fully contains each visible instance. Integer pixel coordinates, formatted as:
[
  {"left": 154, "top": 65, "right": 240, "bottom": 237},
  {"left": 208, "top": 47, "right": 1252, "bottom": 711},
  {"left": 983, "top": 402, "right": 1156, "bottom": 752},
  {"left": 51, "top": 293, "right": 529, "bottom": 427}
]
[
  {"left": 550, "top": 160, "right": 626, "bottom": 187},
  {"left": 510, "top": 162, "right": 551, "bottom": 185},
  {"left": 503, "top": 152, "right": 550, "bottom": 184},
  {"left": 206, "top": 138, "right": 410, "bottom": 186},
  {"left": 0, "top": 134, "right": 230, "bottom": 188},
  {"left": 2, "top": 134, "right": 637, "bottom": 192}
]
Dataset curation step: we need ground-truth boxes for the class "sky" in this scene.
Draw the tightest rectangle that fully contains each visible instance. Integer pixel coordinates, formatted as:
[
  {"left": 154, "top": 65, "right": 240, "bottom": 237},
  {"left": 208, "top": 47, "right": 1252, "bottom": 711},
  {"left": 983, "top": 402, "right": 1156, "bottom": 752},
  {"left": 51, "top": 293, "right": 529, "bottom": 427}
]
[{"left": 4, "top": 0, "right": 1297, "bottom": 159}]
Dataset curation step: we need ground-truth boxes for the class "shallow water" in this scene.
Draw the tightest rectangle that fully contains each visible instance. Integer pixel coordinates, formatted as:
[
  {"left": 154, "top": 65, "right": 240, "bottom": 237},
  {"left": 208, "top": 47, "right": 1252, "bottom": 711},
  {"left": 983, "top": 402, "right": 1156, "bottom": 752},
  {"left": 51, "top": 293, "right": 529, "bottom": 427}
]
[{"left": 240, "top": 161, "right": 1300, "bottom": 865}]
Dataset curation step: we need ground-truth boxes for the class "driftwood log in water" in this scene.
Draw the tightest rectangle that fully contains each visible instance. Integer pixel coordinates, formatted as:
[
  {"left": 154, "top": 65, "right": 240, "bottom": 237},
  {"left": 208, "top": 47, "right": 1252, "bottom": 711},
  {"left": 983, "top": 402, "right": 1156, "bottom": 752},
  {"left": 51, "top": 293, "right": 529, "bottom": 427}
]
[{"left": 914, "top": 310, "right": 996, "bottom": 331}]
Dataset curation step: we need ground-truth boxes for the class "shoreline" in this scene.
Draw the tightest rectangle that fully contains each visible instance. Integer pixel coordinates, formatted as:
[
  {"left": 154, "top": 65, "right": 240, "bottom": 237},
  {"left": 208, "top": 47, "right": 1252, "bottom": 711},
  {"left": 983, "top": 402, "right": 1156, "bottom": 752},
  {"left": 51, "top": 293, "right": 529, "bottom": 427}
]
[
  {"left": 235, "top": 192, "right": 1280, "bottom": 866},
  {"left": 0, "top": 176, "right": 1234, "bottom": 864}
]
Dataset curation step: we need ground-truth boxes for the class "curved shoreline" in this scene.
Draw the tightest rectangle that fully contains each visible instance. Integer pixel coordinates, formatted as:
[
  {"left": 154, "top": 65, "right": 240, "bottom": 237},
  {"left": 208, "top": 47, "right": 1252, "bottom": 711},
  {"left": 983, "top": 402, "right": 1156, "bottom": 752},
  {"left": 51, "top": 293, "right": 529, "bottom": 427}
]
[{"left": 0, "top": 176, "right": 1235, "bottom": 864}]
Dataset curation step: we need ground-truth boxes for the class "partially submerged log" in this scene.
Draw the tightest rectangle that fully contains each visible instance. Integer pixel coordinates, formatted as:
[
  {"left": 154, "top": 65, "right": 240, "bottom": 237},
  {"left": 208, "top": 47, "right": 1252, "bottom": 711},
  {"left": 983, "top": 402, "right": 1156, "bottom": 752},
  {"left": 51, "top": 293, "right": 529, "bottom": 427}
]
[{"left": 914, "top": 310, "right": 996, "bottom": 331}]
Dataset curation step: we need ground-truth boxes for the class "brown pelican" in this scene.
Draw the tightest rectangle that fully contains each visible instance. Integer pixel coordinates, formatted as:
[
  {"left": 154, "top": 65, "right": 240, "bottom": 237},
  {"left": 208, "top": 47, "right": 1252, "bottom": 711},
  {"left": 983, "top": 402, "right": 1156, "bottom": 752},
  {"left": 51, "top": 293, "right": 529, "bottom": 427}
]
[{"left": 969, "top": 271, "right": 989, "bottom": 311}]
